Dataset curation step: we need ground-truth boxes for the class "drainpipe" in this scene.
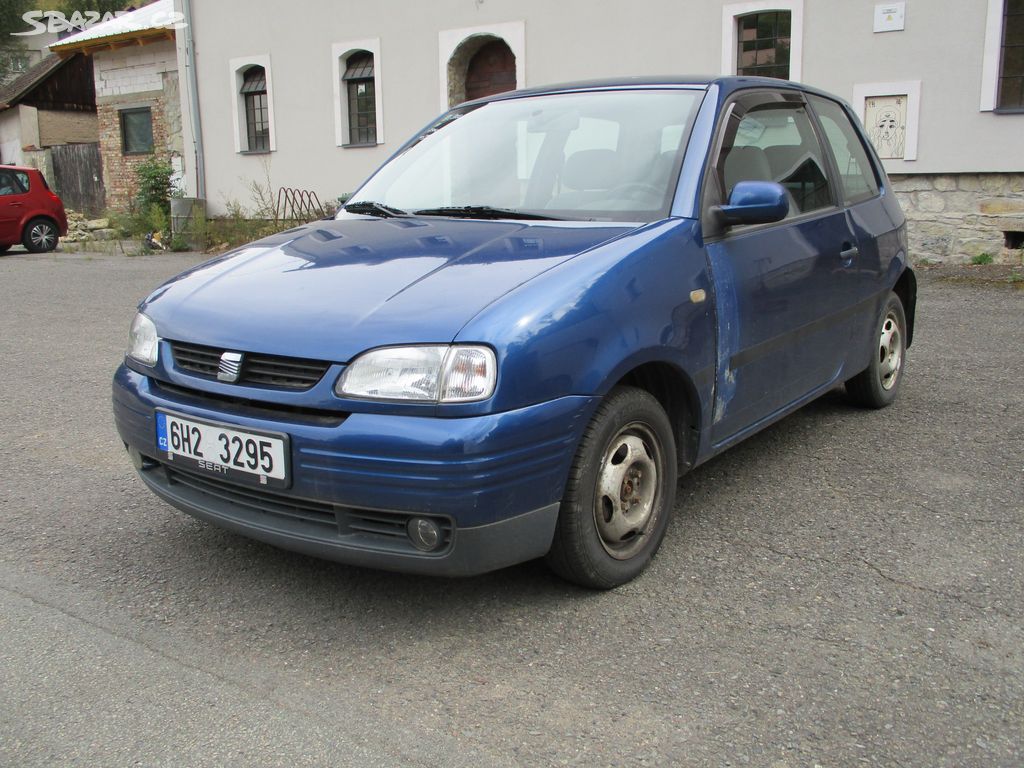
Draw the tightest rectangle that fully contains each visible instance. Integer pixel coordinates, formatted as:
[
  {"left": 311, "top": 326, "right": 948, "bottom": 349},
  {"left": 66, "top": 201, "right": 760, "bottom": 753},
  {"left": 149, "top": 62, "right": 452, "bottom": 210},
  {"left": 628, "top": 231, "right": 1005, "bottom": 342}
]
[{"left": 181, "top": 0, "right": 206, "bottom": 201}]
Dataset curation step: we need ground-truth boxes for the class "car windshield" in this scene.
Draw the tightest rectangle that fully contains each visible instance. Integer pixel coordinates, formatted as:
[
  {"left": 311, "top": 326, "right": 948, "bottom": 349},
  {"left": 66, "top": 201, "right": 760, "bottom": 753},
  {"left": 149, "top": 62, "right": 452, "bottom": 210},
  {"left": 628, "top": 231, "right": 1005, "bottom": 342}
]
[{"left": 346, "top": 88, "right": 704, "bottom": 222}]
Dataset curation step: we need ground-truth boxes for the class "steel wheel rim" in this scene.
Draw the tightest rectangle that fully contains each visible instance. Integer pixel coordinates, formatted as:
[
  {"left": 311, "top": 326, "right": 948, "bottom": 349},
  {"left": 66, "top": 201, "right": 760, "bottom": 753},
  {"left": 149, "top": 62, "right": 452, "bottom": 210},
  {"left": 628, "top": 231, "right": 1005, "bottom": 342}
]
[
  {"left": 593, "top": 421, "right": 663, "bottom": 560},
  {"left": 878, "top": 311, "right": 903, "bottom": 391},
  {"left": 30, "top": 223, "right": 55, "bottom": 250}
]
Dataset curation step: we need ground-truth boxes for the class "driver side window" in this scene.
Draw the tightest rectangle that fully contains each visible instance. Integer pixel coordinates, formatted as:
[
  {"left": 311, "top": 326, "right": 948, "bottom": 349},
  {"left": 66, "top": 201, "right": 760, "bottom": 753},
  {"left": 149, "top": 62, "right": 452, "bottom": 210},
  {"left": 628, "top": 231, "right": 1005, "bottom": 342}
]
[{"left": 715, "top": 94, "right": 834, "bottom": 218}]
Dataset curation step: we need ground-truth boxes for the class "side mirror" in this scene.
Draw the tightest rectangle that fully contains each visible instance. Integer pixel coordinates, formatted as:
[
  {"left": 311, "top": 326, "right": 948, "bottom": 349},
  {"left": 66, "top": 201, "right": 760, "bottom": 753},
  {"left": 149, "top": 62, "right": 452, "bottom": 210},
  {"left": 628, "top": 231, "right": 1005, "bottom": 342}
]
[{"left": 713, "top": 181, "right": 789, "bottom": 227}]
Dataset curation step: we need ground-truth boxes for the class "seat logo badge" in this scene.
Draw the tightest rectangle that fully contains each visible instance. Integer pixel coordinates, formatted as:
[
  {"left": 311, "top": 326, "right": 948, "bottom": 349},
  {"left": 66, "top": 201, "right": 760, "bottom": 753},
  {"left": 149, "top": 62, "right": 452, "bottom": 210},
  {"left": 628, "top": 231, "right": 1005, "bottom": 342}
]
[{"left": 218, "top": 351, "right": 244, "bottom": 383}]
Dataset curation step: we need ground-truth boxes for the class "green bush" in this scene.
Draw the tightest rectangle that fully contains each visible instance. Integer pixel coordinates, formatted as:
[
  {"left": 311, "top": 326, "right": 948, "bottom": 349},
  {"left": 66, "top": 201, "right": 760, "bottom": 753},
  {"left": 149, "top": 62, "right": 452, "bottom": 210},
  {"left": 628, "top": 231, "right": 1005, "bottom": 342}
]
[
  {"left": 970, "top": 252, "right": 995, "bottom": 265},
  {"left": 170, "top": 234, "right": 192, "bottom": 252},
  {"left": 134, "top": 157, "right": 174, "bottom": 217}
]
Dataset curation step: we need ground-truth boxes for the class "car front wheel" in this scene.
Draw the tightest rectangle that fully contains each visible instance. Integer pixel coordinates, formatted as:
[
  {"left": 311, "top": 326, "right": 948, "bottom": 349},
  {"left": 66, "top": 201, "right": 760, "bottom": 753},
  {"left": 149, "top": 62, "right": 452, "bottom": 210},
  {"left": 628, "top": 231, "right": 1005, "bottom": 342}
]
[
  {"left": 23, "top": 218, "right": 59, "bottom": 253},
  {"left": 846, "top": 292, "right": 907, "bottom": 408},
  {"left": 546, "top": 386, "right": 677, "bottom": 589}
]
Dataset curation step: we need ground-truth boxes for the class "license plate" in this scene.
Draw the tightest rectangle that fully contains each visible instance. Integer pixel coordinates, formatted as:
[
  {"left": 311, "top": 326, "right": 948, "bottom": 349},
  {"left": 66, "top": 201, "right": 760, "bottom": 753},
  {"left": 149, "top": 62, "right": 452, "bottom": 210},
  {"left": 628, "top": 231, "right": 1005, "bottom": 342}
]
[{"left": 155, "top": 410, "right": 290, "bottom": 488}]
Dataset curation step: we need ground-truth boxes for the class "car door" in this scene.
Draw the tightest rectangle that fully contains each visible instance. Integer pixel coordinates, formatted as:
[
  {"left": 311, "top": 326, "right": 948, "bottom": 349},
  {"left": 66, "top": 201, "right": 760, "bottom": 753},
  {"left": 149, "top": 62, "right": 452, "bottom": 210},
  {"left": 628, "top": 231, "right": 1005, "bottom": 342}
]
[
  {"left": 0, "top": 169, "right": 30, "bottom": 244},
  {"left": 806, "top": 94, "right": 894, "bottom": 351},
  {"left": 703, "top": 90, "right": 861, "bottom": 446}
]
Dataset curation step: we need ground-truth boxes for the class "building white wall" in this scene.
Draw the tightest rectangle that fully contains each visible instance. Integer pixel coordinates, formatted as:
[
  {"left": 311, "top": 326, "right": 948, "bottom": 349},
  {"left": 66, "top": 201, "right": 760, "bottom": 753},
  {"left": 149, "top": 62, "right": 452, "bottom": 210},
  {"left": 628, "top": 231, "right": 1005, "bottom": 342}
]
[
  {"left": 93, "top": 40, "right": 178, "bottom": 99},
  {"left": 181, "top": 0, "right": 1024, "bottom": 215}
]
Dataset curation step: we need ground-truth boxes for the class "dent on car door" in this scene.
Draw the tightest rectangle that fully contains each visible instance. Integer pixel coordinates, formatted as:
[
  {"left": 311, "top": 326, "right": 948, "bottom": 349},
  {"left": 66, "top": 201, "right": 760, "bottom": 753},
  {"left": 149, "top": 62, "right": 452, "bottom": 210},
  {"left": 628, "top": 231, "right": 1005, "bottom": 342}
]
[{"left": 703, "top": 90, "right": 861, "bottom": 446}]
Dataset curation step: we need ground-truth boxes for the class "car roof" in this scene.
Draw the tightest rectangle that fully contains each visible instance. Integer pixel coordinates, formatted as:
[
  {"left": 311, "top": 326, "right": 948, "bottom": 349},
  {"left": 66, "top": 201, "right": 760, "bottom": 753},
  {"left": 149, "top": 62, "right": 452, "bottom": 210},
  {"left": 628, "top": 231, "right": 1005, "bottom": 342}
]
[
  {"left": 0, "top": 165, "right": 40, "bottom": 173},
  {"left": 464, "top": 75, "right": 843, "bottom": 106}
]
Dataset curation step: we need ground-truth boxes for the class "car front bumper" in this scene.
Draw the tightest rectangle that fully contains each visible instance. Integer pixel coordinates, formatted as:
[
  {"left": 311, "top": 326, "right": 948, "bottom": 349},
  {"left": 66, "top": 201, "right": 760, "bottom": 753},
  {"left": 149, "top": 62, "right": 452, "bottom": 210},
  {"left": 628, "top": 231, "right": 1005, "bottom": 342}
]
[{"left": 112, "top": 366, "right": 597, "bottom": 576}]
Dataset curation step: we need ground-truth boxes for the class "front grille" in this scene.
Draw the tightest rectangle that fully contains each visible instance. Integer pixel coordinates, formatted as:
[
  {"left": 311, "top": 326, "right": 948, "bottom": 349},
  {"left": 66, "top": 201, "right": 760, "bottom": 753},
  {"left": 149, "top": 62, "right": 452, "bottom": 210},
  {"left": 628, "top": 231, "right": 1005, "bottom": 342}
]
[
  {"left": 156, "top": 463, "right": 454, "bottom": 553},
  {"left": 170, "top": 341, "right": 332, "bottom": 390},
  {"left": 166, "top": 464, "right": 338, "bottom": 530},
  {"left": 151, "top": 381, "right": 346, "bottom": 428}
]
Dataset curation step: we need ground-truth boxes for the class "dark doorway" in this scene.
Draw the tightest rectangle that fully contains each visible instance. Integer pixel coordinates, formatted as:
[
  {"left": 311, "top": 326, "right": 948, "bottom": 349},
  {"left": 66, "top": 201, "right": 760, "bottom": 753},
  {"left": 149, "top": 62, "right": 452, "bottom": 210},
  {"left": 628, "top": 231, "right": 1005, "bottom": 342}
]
[{"left": 464, "top": 40, "right": 516, "bottom": 101}]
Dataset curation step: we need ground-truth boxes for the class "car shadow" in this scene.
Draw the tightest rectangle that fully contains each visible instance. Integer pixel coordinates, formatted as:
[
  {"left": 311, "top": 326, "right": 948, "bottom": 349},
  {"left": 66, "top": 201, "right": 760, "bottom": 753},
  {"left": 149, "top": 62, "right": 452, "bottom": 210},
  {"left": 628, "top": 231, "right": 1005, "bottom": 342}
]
[{"left": 112, "top": 387, "right": 872, "bottom": 638}]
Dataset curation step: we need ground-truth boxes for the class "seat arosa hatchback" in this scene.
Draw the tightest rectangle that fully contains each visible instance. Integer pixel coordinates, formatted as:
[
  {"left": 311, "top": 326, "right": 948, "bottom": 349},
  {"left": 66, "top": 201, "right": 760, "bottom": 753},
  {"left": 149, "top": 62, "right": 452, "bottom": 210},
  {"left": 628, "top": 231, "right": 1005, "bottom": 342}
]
[
  {"left": 113, "top": 77, "right": 916, "bottom": 588},
  {"left": 0, "top": 165, "right": 67, "bottom": 253}
]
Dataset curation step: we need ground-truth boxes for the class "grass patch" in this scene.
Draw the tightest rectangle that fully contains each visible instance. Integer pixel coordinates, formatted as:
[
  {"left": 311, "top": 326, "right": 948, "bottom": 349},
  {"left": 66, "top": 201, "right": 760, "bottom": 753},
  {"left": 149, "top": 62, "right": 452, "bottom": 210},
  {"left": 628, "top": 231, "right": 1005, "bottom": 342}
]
[{"left": 970, "top": 252, "right": 995, "bottom": 265}]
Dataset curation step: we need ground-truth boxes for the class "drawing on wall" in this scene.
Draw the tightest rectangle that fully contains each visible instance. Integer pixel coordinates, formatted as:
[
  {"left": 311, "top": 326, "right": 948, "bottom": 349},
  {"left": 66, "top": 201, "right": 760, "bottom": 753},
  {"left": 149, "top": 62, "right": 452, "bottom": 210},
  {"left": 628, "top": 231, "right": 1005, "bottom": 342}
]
[{"left": 864, "top": 95, "right": 908, "bottom": 160}]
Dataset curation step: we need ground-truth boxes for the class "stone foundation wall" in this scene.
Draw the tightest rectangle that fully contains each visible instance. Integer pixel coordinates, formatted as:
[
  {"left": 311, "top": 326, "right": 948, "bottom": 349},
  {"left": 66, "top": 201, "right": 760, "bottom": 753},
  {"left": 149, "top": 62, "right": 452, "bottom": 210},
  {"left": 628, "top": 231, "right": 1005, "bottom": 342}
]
[{"left": 891, "top": 173, "right": 1024, "bottom": 264}]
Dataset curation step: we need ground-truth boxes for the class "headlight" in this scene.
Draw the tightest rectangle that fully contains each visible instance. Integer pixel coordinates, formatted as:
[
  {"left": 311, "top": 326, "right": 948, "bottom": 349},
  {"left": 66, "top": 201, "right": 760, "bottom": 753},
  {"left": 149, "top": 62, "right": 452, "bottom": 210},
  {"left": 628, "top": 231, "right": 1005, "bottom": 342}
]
[
  {"left": 336, "top": 345, "right": 496, "bottom": 403},
  {"left": 127, "top": 312, "right": 159, "bottom": 366}
]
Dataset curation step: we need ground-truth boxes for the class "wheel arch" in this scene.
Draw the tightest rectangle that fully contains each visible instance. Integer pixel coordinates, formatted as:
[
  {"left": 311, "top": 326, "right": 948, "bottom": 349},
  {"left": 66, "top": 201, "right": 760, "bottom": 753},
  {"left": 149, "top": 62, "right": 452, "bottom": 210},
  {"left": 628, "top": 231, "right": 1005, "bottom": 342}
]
[
  {"left": 611, "top": 360, "right": 702, "bottom": 474},
  {"left": 23, "top": 214, "right": 61, "bottom": 237},
  {"left": 21, "top": 214, "right": 61, "bottom": 253},
  {"left": 894, "top": 265, "right": 917, "bottom": 347}
]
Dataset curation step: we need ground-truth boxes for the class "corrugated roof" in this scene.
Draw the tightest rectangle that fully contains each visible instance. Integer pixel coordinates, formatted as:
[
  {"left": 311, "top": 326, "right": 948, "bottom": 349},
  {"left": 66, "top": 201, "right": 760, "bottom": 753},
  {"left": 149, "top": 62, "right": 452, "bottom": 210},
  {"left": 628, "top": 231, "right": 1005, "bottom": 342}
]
[
  {"left": 49, "top": 0, "right": 174, "bottom": 51},
  {"left": 0, "top": 54, "right": 67, "bottom": 110}
]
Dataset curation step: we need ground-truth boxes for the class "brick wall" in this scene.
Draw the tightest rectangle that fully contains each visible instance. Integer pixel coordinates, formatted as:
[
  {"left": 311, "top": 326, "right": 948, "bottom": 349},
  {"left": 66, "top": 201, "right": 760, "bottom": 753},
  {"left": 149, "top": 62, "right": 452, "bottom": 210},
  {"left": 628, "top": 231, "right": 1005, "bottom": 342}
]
[
  {"left": 92, "top": 40, "right": 181, "bottom": 212},
  {"left": 97, "top": 88, "right": 171, "bottom": 211}
]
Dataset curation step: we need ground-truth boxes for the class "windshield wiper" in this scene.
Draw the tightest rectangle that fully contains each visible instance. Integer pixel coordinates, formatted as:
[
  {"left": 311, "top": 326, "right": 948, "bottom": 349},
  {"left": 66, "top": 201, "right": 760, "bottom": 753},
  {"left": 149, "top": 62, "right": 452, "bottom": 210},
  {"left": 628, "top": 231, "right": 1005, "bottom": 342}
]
[
  {"left": 412, "top": 205, "right": 560, "bottom": 221},
  {"left": 342, "top": 201, "right": 411, "bottom": 218}
]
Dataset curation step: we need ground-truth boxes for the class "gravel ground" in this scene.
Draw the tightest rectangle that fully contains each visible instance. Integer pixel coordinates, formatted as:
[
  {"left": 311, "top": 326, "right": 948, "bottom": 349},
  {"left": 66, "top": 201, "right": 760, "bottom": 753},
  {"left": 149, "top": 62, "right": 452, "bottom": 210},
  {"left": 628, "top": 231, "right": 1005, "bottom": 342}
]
[{"left": 0, "top": 250, "right": 1021, "bottom": 767}]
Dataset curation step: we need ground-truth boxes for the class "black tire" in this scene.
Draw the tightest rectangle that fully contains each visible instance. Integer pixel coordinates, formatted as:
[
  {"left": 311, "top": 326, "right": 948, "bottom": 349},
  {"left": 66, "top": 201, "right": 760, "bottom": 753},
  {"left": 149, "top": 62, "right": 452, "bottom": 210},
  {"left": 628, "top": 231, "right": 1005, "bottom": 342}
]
[
  {"left": 22, "top": 218, "right": 59, "bottom": 253},
  {"left": 0, "top": 244, "right": 9, "bottom": 254},
  {"left": 546, "top": 386, "right": 678, "bottom": 589},
  {"left": 846, "top": 292, "right": 907, "bottom": 409}
]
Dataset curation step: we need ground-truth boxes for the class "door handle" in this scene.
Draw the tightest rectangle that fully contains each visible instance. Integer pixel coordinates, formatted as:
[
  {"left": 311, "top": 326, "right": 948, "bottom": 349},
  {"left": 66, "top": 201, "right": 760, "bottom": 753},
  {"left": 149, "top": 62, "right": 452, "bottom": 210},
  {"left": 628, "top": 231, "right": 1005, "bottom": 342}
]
[
  {"left": 840, "top": 244, "right": 859, "bottom": 260},
  {"left": 9, "top": 202, "right": 23, "bottom": 207}
]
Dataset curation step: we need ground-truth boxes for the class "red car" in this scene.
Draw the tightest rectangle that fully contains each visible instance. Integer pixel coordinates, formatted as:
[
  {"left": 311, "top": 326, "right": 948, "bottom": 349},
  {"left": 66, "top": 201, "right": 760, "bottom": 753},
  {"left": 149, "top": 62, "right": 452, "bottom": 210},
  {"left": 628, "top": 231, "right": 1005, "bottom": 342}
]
[{"left": 0, "top": 165, "right": 68, "bottom": 253}]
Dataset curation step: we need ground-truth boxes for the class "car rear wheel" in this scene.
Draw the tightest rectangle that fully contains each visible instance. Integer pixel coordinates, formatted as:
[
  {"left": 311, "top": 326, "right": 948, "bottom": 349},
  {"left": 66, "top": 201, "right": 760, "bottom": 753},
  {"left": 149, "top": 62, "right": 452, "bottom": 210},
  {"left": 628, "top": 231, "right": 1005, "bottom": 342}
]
[
  {"left": 846, "top": 292, "right": 907, "bottom": 408},
  {"left": 545, "top": 386, "right": 677, "bottom": 589},
  {"left": 23, "top": 218, "right": 59, "bottom": 253},
  {"left": 0, "top": 245, "right": 9, "bottom": 254}
]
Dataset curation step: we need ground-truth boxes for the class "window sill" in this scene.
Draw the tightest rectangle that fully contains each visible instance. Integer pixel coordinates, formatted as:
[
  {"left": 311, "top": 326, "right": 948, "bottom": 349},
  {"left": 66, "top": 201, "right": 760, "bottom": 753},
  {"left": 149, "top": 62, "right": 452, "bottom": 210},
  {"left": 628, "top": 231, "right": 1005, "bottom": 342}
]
[
  {"left": 342, "top": 142, "right": 379, "bottom": 149},
  {"left": 239, "top": 150, "right": 273, "bottom": 155},
  {"left": 992, "top": 108, "right": 1024, "bottom": 115},
  {"left": 122, "top": 150, "right": 155, "bottom": 156}
]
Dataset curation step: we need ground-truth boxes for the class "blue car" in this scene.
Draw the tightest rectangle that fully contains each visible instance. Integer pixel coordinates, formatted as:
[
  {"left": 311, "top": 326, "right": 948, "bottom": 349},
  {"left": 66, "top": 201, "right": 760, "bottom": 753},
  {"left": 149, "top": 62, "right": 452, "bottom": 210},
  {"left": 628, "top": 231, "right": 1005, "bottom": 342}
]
[{"left": 113, "top": 76, "right": 916, "bottom": 588}]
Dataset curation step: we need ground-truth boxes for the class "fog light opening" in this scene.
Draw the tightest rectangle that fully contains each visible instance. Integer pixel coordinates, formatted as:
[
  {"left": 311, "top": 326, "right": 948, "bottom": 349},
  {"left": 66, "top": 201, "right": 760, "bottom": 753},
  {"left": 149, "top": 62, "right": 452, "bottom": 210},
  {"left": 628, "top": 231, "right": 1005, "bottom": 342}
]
[{"left": 407, "top": 517, "right": 444, "bottom": 552}]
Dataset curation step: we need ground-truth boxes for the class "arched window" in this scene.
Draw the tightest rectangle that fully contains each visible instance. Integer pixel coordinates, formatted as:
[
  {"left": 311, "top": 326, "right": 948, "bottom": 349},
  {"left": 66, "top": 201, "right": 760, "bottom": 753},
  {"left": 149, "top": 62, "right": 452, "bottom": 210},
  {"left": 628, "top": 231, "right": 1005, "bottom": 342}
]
[
  {"left": 343, "top": 51, "right": 376, "bottom": 145},
  {"left": 241, "top": 66, "right": 270, "bottom": 152}
]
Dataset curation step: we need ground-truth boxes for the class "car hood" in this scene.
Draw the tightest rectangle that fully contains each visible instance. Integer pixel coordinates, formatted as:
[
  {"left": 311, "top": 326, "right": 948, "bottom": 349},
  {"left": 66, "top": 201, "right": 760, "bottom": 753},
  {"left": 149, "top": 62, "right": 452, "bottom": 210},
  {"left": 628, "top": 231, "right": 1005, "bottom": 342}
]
[{"left": 142, "top": 216, "right": 635, "bottom": 362}]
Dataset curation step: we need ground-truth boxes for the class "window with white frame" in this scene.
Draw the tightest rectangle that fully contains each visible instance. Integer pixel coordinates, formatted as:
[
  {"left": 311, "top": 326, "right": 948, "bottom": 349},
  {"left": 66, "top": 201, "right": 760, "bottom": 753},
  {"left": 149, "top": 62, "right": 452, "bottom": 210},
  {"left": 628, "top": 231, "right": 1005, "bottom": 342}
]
[
  {"left": 736, "top": 11, "right": 792, "bottom": 79},
  {"left": 998, "top": 0, "right": 1024, "bottom": 110},
  {"left": 241, "top": 66, "right": 270, "bottom": 152},
  {"left": 332, "top": 40, "right": 384, "bottom": 147},
  {"left": 722, "top": 1, "right": 803, "bottom": 82},
  {"left": 343, "top": 51, "right": 377, "bottom": 145},
  {"left": 229, "top": 55, "right": 276, "bottom": 154}
]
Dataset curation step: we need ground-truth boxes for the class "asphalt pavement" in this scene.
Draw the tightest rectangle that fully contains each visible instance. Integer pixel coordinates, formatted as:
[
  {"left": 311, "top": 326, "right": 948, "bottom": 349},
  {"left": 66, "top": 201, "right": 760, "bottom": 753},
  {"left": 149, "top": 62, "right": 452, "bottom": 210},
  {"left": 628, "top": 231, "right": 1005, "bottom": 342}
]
[{"left": 1, "top": 249, "right": 1021, "bottom": 767}]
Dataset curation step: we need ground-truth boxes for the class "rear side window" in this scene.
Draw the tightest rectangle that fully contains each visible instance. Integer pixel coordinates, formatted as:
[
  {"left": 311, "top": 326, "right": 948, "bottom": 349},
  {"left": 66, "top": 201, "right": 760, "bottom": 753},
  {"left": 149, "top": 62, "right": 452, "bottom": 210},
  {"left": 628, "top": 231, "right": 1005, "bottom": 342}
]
[
  {"left": 716, "top": 97, "right": 833, "bottom": 217},
  {"left": 0, "top": 170, "right": 28, "bottom": 196},
  {"left": 808, "top": 95, "right": 880, "bottom": 206}
]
